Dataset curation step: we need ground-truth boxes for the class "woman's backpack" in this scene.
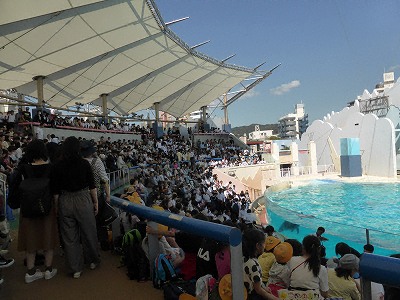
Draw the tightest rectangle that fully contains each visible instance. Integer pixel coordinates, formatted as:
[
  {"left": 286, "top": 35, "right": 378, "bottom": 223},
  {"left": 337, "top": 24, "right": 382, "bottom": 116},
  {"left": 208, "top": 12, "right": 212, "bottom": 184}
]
[{"left": 19, "top": 165, "right": 52, "bottom": 218}]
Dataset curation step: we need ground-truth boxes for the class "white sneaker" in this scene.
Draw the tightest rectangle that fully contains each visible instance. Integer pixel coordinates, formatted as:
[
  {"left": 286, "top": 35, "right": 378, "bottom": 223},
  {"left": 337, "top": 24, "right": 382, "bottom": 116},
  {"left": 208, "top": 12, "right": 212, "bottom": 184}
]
[
  {"left": 44, "top": 268, "right": 57, "bottom": 280},
  {"left": 0, "top": 278, "right": 4, "bottom": 285},
  {"left": 89, "top": 263, "right": 97, "bottom": 270},
  {"left": 25, "top": 269, "right": 44, "bottom": 283},
  {"left": 73, "top": 271, "right": 81, "bottom": 279}
]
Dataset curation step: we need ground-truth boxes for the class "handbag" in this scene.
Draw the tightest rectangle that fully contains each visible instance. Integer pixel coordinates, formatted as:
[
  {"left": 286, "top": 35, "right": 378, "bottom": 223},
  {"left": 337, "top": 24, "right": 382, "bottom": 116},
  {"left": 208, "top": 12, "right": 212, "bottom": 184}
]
[{"left": 98, "top": 201, "right": 118, "bottom": 226}]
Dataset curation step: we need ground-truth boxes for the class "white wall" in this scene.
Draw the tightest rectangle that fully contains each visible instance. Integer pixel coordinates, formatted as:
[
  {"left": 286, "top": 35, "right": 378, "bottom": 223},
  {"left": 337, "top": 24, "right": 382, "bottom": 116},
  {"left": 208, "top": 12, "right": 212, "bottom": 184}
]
[{"left": 299, "top": 100, "right": 396, "bottom": 178}]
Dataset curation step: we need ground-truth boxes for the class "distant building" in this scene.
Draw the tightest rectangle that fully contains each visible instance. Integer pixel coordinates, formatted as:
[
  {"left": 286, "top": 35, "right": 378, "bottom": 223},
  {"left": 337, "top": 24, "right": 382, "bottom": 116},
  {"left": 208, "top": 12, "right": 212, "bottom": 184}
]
[
  {"left": 239, "top": 125, "right": 276, "bottom": 153},
  {"left": 248, "top": 125, "right": 274, "bottom": 140},
  {"left": 278, "top": 103, "right": 308, "bottom": 140},
  {"left": 349, "top": 72, "right": 395, "bottom": 118}
]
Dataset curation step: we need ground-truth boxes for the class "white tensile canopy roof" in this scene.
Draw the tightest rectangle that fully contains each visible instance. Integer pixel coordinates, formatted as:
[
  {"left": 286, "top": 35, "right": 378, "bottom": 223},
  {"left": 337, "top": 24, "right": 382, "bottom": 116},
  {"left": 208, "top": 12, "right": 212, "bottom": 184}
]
[{"left": 0, "top": 0, "right": 268, "bottom": 118}]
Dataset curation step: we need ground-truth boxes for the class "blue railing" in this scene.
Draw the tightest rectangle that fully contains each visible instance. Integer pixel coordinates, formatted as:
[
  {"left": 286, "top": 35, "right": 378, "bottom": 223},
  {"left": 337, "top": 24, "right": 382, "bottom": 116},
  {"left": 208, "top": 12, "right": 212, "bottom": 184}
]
[
  {"left": 360, "top": 253, "right": 400, "bottom": 300},
  {"left": 360, "top": 253, "right": 400, "bottom": 287},
  {"left": 110, "top": 196, "right": 244, "bottom": 300}
]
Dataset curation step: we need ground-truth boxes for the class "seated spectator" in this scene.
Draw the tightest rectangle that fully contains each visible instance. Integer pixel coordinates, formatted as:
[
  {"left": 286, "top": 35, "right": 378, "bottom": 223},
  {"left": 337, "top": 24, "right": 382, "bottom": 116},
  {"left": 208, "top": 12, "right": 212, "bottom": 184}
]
[
  {"left": 284, "top": 239, "right": 302, "bottom": 256},
  {"left": 267, "top": 242, "right": 293, "bottom": 297},
  {"left": 336, "top": 242, "right": 361, "bottom": 258},
  {"left": 328, "top": 254, "right": 361, "bottom": 300},
  {"left": 242, "top": 228, "right": 278, "bottom": 300},
  {"left": 287, "top": 235, "right": 329, "bottom": 299},
  {"left": 259, "top": 236, "right": 280, "bottom": 285}
]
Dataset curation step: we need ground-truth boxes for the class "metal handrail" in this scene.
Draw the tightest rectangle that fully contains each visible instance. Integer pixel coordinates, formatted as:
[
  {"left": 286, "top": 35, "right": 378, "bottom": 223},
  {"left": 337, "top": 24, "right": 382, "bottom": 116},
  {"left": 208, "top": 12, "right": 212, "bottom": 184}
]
[{"left": 111, "top": 196, "right": 244, "bottom": 300}]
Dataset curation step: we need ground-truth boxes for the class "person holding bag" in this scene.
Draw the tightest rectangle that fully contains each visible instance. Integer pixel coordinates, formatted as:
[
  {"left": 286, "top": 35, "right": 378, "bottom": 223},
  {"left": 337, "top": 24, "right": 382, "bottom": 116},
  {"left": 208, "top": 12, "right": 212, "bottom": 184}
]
[
  {"left": 13, "top": 140, "right": 58, "bottom": 283},
  {"left": 80, "top": 140, "right": 113, "bottom": 250}
]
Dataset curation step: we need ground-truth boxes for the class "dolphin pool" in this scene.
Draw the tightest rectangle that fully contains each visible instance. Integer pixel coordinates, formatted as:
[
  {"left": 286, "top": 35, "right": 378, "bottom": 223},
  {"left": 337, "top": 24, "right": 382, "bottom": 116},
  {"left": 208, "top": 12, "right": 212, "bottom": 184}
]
[{"left": 265, "top": 179, "right": 400, "bottom": 257}]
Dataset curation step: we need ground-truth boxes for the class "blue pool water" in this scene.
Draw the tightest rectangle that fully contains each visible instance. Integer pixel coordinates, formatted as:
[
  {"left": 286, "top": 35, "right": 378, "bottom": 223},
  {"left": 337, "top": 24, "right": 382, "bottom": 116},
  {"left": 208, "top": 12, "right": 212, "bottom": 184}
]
[{"left": 265, "top": 180, "right": 400, "bottom": 258}]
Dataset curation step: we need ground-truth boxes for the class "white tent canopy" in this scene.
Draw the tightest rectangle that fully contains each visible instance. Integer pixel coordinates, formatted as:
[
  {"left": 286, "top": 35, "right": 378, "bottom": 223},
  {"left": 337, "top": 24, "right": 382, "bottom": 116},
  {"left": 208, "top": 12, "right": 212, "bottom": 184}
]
[{"left": 0, "top": 0, "right": 270, "bottom": 118}]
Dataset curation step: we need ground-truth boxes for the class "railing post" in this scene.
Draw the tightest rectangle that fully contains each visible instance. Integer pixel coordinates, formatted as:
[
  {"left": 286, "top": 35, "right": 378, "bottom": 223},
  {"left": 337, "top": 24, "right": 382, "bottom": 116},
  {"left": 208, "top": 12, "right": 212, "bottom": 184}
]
[
  {"left": 230, "top": 242, "right": 244, "bottom": 300},
  {"left": 147, "top": 221, "right": 159, "bottom": 277},
  {"left": 361, "top": 277, "right": 372, "bottom": 300},
  {"left": 366, "top": 229, "right": 370, "bottom": 244}
]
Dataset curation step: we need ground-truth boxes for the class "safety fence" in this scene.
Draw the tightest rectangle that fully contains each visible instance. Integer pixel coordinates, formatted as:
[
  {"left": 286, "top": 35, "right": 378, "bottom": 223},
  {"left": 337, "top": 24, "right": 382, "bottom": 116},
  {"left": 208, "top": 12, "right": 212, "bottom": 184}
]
[
  {"left": 280, "top": 164, "right": 336, "bottom": 178},
  {"left": 107, "top": 157, "right": 234, "bottom": 192},
  {"left": 0, "top": 173, "right": 9, "bottom": 281},
  {"left": 0, "top": 174, "right": 6, "bottom": 219},
  {"left": 264, "top": 190, "right": 400, "bottom": 256}
]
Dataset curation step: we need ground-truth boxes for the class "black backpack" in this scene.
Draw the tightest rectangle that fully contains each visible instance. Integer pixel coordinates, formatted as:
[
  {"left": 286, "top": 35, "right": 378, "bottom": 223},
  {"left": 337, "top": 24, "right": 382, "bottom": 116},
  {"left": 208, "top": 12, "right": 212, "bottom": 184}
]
[
  {"left": 121, "top": 229, "right": 150, "bottom": 281},
  {"left": 19, "top": 165, "right": 52, "bottom": 218}
]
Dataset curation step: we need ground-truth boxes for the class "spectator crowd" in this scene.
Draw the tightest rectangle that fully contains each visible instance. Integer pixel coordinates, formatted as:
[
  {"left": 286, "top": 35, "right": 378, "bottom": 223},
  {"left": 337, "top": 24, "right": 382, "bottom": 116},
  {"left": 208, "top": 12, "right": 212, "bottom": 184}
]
[{"left": 0, "top": 118, "right": 398, "bottom": 300}]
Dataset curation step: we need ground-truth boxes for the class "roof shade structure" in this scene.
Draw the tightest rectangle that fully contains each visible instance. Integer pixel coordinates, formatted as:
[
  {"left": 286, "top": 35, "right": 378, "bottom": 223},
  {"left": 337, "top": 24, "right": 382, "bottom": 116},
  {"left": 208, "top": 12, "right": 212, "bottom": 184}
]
[{"left": 0, "top": 0, "right": 273, "bottom": 118}]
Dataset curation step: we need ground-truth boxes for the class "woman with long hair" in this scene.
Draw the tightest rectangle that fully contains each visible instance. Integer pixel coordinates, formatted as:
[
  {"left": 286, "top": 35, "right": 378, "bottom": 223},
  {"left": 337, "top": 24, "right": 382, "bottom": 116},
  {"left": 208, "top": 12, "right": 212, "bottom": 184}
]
[
  {"left": 287, "top": 235, "right": 329, "bottom": 298},
  {"left": 52, "top": 136, "right": 99, "bottom": 278},
  {"left": 242, "top": 228, "right": 278, "bottom": 300}
]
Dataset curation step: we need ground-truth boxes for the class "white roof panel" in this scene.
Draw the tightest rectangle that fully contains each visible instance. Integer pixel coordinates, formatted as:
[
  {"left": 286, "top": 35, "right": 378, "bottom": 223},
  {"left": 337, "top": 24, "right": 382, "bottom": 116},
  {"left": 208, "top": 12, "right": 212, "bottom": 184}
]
[{"left": 0, "top": 0, "right": 262, "bottom": 118}]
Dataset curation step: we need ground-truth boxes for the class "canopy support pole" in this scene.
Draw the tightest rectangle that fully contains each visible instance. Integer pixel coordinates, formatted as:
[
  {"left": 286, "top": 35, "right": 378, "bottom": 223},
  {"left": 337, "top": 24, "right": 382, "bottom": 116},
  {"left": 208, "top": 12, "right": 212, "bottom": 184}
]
[
  {"left": 223, "top": 93, "right": 229, "bottom": 125},
  {"left": 100, "top": 93, "right": 108, "bottom": 123},
  {"left": 33, "top": 75, "right": 46, "bottom": 111},
  {"left": 201, "top": 106, "right": 207, "bottom": 122},
  {"left": 153, "top": 102, "right": 163, "bottom": 138}
]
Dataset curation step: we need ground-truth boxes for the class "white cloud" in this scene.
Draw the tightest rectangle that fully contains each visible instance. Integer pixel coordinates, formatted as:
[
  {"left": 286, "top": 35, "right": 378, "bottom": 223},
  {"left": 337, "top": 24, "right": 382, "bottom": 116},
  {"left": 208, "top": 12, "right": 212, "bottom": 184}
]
[
  {"left": 270, "top": 80, "right": 301, "bottom": 95},
  {"left": 388, "top": 65, "right": 400, "bottom": 72},
  {"left": 241, "top": 89, "right": 259, "bottom": 99}
]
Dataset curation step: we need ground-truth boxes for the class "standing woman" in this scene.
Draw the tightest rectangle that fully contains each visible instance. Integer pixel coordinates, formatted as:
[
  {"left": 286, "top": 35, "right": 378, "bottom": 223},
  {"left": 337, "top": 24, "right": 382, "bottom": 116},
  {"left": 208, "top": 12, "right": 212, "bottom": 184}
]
[
  {"left": 287, "top": 235, "right": 329, "bottom": 298},
  {"left": 52, "top": 136, "right": 99, "bottom": 278},
  {"left": 16, "top": 140, "right": 58, "bottom": 283}
]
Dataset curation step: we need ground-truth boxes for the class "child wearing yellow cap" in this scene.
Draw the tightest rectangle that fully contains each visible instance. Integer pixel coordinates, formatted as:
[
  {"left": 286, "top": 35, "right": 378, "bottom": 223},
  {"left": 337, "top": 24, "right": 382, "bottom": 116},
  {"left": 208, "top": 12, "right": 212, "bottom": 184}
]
[
  {"left": 258, "top": 236, "right": 280, "bottom": 284},
  {"left": 267, "top": 242, "right": 293, "bottom": 297}
]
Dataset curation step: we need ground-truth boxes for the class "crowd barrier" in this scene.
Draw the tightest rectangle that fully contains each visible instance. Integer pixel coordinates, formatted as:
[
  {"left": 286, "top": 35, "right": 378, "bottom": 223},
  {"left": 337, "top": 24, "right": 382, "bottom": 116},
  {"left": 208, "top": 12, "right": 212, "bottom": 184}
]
[
  {"left": 107, "top": 158, "right": 227, "bottom": 191},
  {"left": 110, "top": 196, "right": 245, "bottom": 300},
  {"left": 360, "top": 253, "right": 400, "bottom": 300},
  {"left": 18, "top": 122, "right": 146, "bottom": 135}
]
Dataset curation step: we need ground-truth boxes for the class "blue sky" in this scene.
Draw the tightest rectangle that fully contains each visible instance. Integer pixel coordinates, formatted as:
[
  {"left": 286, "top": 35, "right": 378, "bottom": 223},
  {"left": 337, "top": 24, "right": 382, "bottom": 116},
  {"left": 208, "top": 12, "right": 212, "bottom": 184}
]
[{"left": 156, "top": 1, "right": 400, "bottom": 127}]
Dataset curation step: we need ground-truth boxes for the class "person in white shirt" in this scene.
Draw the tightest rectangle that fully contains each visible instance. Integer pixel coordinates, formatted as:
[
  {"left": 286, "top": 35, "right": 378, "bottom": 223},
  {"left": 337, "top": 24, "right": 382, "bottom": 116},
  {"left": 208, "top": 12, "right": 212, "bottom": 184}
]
[{"left": 288, "top": 235, "right": 329, "bottom": 299}]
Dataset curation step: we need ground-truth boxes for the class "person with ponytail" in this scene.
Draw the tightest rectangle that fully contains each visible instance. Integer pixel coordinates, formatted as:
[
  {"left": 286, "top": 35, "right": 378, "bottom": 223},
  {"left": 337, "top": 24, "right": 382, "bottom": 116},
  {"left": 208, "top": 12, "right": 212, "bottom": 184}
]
[
  {"left": 242, "top": 228, "right": 279, "bottom": 300},
  {"left": 287, "top": 235, "right": 329, "bottom": 298}
]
